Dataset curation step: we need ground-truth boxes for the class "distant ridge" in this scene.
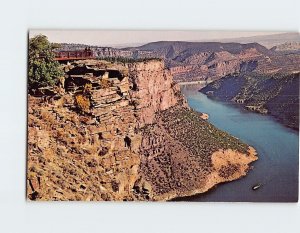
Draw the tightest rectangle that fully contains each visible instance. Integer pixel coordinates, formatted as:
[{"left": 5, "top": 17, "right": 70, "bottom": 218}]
[
  {"left": 56, "top": 34, "right": 300, "bottom": 83},
  {"left": 125, "top": 41, "right": 271, "bottom": 56},
  {"left": 216, "top": 32, "right": 300, "bottom": 48}
]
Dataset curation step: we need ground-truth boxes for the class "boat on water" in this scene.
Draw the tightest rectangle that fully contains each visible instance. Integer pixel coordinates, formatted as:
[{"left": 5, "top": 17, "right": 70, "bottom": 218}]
[{"left": 252, "top": 183, "right": 262, "bottom": 190}]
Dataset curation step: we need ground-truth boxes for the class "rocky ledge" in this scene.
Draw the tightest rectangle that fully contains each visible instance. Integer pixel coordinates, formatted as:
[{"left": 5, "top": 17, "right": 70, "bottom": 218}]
[{"left": 27, "top": 59, "right": 257, "bottom": 201}]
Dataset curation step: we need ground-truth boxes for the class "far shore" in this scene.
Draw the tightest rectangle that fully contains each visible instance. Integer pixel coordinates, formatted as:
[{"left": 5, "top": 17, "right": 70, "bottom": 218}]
[{"left": 177, "top": 80, "right": 208, "bottom": 85}]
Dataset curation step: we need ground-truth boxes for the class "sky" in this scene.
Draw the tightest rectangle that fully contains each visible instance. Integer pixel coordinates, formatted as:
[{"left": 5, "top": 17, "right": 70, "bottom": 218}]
[{"left": 29, "top": 30, "right": 289, "bottom": 47}]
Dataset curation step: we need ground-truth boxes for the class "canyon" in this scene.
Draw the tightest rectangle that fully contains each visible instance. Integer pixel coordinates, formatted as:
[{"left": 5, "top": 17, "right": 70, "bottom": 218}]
[
  {"left": 27, "top": 59, "right": 257, "bottom": 201},
  {"left": 58, "top": 39, "right": 300, "bottom": 83}
]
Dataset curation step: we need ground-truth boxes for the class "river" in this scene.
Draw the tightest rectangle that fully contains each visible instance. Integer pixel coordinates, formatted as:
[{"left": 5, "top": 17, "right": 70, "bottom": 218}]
[{"left": 179, "top": 84, "right": 299, "bottom": 202}]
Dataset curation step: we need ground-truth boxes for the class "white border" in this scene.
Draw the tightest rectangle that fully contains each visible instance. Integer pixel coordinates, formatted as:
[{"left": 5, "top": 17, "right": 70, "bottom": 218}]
[{"left": 0, "top": 0, "right": 299, "bottom": 232}]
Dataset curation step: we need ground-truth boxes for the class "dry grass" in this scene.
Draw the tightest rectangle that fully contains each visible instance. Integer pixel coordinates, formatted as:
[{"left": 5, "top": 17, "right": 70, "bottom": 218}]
[{"left": 75, "top": 94, "right": 91, "bottom": 113}]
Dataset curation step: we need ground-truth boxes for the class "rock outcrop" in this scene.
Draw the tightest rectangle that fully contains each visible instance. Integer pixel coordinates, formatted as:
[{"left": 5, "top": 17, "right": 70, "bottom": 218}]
[{"left": 27, "top": 59, "right": 257, "bottom": 201}]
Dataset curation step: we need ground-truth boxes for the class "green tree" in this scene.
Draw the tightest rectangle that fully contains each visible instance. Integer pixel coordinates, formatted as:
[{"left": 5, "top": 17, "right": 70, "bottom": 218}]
[{"left": 28, "top": 34, "right": 63, "bottom": 89}]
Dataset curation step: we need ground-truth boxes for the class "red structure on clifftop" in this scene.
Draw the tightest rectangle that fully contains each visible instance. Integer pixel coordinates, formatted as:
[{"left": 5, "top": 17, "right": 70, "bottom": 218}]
[{"left": 54, "top": 48, "right": 95, "bottom": 61}]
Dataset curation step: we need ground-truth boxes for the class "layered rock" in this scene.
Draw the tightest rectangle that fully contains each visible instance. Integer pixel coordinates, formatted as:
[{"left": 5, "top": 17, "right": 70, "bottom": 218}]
[
  {"left": 27, "top": 59, "right": 257, "bottom": 201},
  {"left": 127, "top": 61, "right": 185, "bottom": 125}
]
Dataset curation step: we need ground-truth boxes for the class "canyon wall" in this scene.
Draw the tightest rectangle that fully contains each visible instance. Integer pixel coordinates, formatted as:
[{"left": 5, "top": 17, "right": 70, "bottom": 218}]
[{"left": 27, "top": 59, "right": 257, "bottom": 201}]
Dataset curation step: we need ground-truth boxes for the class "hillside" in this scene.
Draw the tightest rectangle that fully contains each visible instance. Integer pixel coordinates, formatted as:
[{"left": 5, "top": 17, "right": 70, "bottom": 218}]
[
  {"left": 27, "top": 59, "right": 257, "bottom": 201},
  {"left": 201, "top": 72, "right": 300, "bottom": 130},
  {"left": 271, "top": 42, "right": 300, "bottom": 53}
]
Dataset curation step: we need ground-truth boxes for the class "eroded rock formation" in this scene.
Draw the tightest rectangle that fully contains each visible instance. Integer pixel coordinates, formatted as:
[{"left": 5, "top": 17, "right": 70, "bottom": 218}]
[{"left": 27, "top": 59, "right": 257, "bottom": 201}]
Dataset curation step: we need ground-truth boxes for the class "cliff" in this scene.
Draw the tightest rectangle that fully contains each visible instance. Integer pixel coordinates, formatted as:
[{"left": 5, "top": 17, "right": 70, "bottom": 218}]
[{"left": 27, "top": 59, "right": 257, "bottom": 201}]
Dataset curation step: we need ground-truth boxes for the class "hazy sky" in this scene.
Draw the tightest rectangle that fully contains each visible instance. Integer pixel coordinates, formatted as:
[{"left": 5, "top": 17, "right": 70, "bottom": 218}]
[{"left": 29, "top": 30, "right": 288, "bottom": 47}]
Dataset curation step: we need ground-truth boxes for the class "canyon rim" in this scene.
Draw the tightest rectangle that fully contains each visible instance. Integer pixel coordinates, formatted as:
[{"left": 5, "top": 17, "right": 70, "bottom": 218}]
[{"left": 27, "top": 30, "right": 299, "bottom": 201}]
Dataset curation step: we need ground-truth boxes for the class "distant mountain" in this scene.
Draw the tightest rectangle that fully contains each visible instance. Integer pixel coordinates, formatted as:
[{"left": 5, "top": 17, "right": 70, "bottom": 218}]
[
  {"left": 57, "top": 38, "right": 300, "bottom": 83},
  {"left": 126, "top": 41, "right": 271, "bottom": 56},
  {"left": 218, "top": 32, "right": 300, "bottom": 48},
  {"left": 121, "top": 41, "right": 299, "bottom": 82}
]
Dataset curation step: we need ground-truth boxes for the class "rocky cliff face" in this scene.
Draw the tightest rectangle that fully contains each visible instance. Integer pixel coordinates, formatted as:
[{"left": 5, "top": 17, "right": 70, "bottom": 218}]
[
  {"left": 127, "top": 61, "right": 185, "bottom": 125},
  {"left": 27, "top": 59, "right": 257, "bottom": 201}
]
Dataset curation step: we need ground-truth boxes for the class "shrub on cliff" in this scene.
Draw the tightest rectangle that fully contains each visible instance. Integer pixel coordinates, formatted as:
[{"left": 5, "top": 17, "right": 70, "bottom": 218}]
[
  {"left": 75, "top": 94, "right": 91, "bottom": 113},
  {"left": 28, "top": 35, "right": 64, "bottom": 90}
]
